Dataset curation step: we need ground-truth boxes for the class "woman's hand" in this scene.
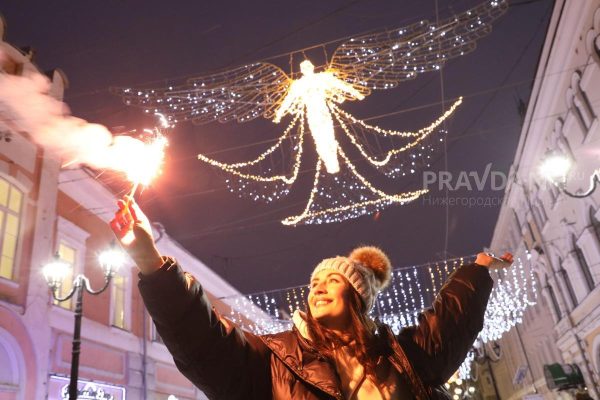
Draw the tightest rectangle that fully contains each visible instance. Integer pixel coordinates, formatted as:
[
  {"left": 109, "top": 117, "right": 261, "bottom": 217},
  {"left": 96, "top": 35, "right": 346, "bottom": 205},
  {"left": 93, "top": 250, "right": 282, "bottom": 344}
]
[
  {"left": 475, "top": 252, "right": 514, "bottom": 269},
  {"left": 110, "top": 196, "right": 163, "bottom": 274}
]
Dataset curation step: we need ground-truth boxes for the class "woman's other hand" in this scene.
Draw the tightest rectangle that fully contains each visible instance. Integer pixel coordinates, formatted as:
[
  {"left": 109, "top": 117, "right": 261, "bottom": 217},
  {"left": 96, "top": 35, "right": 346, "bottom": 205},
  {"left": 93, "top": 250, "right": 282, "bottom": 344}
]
[
  {"left": 110, "top": 196, "right": 163, "bottom": 274},
  {"left": 475, "top": 252, "right": 514, "bottom": 269}
]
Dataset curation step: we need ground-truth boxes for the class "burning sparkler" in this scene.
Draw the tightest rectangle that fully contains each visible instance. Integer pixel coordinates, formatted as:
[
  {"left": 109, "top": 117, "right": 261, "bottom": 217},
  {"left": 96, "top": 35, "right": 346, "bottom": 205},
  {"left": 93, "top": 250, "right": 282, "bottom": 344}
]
[{"left": 110, "top": 126, "right": 169, "bottom": 244}]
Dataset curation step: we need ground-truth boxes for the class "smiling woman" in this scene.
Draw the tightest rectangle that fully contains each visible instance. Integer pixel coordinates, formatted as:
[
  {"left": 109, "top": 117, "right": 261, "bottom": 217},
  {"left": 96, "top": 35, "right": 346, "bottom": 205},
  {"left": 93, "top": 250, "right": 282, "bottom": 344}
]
[{"left": 110, "top": 196, "right": 513, "bottom": 400}]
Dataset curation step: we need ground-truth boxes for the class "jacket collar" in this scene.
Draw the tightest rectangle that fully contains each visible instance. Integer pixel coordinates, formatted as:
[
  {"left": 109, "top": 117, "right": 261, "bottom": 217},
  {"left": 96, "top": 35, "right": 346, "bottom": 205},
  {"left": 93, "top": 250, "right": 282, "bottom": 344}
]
[
  {"left": 292, "top": 310, "right": 311, "bottom": 340},
  {"left": 291, "top": 313, "right": 429, "bottom": 399},
  {"left": 260, "top": 311, "right": 343, "bottom": 399}
]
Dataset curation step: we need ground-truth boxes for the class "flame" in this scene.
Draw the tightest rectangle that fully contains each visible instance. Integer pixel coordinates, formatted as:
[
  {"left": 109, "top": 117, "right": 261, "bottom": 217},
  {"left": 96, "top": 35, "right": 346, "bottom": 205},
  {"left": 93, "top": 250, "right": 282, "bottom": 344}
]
[{"left": 106, "top": 131, "right": 168, "bottom": 186}]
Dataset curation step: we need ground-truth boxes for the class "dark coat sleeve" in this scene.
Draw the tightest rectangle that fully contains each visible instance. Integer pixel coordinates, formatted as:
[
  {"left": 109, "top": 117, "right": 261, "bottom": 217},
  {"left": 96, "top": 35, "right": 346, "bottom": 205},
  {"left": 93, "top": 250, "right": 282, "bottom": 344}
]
[
  {"left": 138, "top": 257, "right": 272, "bottom": 399},
  {"left": 397, "top": 262, "right": 493, "bottom": 385}
]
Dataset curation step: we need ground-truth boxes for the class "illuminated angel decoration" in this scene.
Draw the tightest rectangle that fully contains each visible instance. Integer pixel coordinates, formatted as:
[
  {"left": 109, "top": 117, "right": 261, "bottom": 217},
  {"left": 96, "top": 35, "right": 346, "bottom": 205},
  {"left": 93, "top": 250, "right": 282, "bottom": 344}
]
[{"left": 114, "top": 0, "right": 507, "bottom": 225}]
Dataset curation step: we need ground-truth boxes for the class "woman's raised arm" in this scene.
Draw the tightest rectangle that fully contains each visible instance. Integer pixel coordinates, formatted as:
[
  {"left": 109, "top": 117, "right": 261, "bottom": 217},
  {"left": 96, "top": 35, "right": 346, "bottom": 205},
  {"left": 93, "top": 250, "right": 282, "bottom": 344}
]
[
  {"left": 397, "top": 253, "right": 512, "bottom": 385},
  {"left": 110, "top": 199, "right": 272, "bottom": 399}
]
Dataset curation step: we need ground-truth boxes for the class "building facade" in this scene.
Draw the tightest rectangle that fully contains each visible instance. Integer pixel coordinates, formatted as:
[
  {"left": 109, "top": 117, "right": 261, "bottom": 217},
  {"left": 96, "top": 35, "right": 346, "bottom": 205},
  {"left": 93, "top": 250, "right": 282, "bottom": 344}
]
[
  {"left": 484, "top": 1, "right": 600, "bottom": 398},
  {"left": 0, "top": 17, "right": 248, "bottom": 400}
]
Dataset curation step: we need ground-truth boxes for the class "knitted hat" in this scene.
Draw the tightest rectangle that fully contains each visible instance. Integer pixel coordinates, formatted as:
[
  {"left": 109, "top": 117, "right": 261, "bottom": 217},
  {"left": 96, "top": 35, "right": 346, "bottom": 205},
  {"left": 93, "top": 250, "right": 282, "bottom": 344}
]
[{"left": 310, "top": 246, "right": 392, "bottom": 312}]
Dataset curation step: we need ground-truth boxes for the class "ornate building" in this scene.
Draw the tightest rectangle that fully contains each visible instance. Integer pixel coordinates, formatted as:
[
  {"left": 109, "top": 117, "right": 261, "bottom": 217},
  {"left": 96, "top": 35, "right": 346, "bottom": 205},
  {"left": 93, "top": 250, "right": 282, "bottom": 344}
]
[
  {"left": 0, "top": 17, "right": 251, "bottom": 400},
  {"left": 485, "top": 0, "right": 600, "bottom": 398}
]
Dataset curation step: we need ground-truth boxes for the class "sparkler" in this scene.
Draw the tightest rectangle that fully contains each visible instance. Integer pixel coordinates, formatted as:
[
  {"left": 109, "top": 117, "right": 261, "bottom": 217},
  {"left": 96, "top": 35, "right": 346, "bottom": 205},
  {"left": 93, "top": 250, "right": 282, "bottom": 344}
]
[{"left": 110, "top": 126, "right": 169, "bottom": 245}]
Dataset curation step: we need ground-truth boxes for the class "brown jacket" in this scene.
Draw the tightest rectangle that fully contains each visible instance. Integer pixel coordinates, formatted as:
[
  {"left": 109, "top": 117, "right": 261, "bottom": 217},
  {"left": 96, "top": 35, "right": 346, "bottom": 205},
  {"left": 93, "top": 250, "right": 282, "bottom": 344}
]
[{"left": 139, "top": 259, "right": 493, "bottom": 399}]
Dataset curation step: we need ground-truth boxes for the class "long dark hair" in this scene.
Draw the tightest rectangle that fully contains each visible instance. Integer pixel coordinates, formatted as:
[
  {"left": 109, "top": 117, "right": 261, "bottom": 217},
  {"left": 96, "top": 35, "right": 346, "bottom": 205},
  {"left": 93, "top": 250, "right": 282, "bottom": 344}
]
[{"left": 305, "top": 286, "right": 387, "bottom": 377}]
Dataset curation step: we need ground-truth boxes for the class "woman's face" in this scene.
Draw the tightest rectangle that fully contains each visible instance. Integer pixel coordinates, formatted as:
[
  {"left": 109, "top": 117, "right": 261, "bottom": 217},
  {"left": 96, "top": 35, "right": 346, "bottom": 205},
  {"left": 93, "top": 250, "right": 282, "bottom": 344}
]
[{"left": 308, "top": 270, "right": 352, "bottom": 331}]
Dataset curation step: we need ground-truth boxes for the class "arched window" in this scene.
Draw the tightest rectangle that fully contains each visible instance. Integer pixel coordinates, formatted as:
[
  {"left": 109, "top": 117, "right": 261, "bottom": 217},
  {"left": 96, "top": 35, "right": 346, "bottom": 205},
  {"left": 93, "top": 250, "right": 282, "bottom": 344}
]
[
  {"left": 0, "top": 177, "right": 24, "bottom": 281},
  {"left": 0, "top": 328, "right": 24, "bottom": 399},
  {"left": 558, "top": 258, "right": 578, "bottom": 308},
  {"left": 544, "top": 275, "right": 561, "bottom": 320},
  {"left": 572, "top": 234, "right": 595, "bottom": 292}
]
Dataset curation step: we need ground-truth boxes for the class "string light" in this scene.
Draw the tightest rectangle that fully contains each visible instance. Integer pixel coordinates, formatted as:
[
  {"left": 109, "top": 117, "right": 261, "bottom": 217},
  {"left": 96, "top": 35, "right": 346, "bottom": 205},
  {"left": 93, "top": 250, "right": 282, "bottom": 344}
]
[
  {"left": 197, "top": 112, "right": 304, "bottom": 185},
  {"left": 113, "top": 0, "right": 507, "bottom": 225},
  {"left": 222, "top": 251, "right": 537, "bottom": 354},
  {"left": 458, "top": 349, "right": 476, "bottom": 380},
  {"left": 281, "top": 148, "right": 428, "bottom": 225}
]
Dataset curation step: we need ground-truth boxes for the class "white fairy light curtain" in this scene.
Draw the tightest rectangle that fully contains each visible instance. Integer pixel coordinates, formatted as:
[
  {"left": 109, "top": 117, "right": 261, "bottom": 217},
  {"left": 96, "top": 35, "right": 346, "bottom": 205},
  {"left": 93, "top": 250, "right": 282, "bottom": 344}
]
[
  {"left": 221, "top": 253, "right": 536, "bottom": 338},
  {"left": 220, "top": 252, "right": 537, "bottom": 381},
  {"left": 113, "top": 0, "right": 508, "bottom": 225}
]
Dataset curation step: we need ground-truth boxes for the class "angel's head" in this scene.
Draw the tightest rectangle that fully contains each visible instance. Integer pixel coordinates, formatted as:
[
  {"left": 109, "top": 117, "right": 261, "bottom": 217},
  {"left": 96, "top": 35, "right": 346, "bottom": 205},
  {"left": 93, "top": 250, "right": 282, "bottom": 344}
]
[{"left": 300, "top": 60, "right": 315, "bottom": 76}]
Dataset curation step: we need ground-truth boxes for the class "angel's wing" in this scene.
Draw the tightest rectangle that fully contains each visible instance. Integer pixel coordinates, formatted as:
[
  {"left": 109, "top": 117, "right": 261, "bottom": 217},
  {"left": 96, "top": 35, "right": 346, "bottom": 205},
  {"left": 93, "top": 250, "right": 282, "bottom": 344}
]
[
  {"left": 112, "top": 62, "right": 291, "bottom": 125},
  {"left": 329, "top": 0, "right": 508, "bottom": 90}
]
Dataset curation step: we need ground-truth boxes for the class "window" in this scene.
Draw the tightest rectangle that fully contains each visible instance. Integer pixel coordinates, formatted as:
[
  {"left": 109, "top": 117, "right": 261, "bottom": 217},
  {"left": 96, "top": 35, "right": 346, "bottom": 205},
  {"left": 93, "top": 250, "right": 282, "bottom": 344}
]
[
  {"left": 559, "top": 259, "right": 578, "bottom": 308},
  {"left": 55, "top": 242, "right": 77, "bottom": 310},
  {"left": 54, "top": 217, "right": 89, "bottom": 311},
  {"left": 572, "top": 235, "right": 594, "bottom": 292},
  {"left": 0, "top": 328, "right": 24, "bottom": 398},
  {"left": 111, "top": 274, "right": 127, "bottom": 329},
  {"left": 544, "top": 275, "right": 561, "bottom": 320},
  {"left": 0, "top": 177, "right": 23, "bottom": 280}
]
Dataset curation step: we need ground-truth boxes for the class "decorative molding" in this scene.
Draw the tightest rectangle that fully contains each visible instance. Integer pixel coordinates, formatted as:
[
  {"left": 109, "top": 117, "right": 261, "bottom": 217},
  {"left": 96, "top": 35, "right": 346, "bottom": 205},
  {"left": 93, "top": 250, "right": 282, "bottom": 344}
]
[{"left": 56, "top": 216, "right": 90, "bottom": 246}]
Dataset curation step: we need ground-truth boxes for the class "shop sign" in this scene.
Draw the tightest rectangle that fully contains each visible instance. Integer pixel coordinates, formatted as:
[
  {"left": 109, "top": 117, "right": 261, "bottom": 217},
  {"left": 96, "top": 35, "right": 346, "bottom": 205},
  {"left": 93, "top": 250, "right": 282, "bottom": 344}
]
[{"left": 48, "top": 375, "right": 126, "bottom": 400}]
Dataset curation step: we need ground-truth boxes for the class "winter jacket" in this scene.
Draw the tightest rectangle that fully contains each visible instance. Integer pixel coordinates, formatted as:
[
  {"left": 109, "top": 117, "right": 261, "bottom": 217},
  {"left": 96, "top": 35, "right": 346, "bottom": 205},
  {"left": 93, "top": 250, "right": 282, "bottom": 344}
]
[{"left": 139, "top": 258, "right": 493, "bottom": 400}]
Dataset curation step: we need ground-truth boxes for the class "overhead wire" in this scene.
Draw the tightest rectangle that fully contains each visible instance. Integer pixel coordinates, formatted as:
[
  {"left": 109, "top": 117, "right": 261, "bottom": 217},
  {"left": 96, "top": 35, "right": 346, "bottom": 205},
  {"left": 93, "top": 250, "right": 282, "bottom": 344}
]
[{"left": 434, "top": 0, "right": 450, "bottom": 259}]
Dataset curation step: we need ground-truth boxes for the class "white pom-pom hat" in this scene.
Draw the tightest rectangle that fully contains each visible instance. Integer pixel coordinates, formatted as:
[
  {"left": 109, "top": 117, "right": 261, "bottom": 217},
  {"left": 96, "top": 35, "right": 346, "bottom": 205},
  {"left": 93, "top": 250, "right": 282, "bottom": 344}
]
[{"left": 310, "top": 246, "right": 392, "bottom": 312}]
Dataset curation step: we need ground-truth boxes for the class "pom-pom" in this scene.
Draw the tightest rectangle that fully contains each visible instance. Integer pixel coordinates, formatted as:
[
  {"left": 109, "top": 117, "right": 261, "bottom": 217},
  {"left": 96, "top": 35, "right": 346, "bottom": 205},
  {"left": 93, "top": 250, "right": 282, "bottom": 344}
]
[{"left": 349, "top": 246, "right": 391, "bottom": 289}]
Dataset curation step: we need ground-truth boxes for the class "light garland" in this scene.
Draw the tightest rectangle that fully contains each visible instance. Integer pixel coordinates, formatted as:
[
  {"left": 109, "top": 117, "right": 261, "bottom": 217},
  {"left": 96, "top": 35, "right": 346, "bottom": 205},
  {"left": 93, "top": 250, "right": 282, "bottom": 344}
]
[
  {"left": 331, "top": 97, "right": 461, "bottom": 168},
  {"left": 113, "top": 0, "right": 507, "bottom": 225},
  {"left": 197, "top": 112, "right": 304, "bottom": 184},
  {"left": 458, "top": 349, "right": 476, "bottom": 381},
  {"left": 281, "top": 148, "right": 429, "bottom": 225},
  {"left": 221, "top": 251, "right": 536, "bottom": 379}
]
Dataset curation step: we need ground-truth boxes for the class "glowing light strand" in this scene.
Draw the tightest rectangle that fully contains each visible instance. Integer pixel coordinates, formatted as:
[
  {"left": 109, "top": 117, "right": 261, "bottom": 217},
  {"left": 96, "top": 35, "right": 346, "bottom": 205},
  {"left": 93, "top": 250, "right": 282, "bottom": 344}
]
[
  {"left": 222, "top": 251, "right": 537, "bottom": 351},
  {"left": 113, "top": 1, "right": 507, "bottom": 225},
  {"left": 331, "top": 98, "right": 461, "bottom": 167},
  {"left": 197, "top": 112, "right": 304, "bottom": 184},
  {"left": 281, "top": 147, "right": 428, "bottom": 225}
]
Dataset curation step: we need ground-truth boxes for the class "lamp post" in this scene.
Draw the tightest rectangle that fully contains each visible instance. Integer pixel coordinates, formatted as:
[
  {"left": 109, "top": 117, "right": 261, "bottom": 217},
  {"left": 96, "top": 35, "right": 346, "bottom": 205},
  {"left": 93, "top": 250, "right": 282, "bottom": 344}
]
[
  {"left": 43, "top": 245, "right": 125, "bottom": 400},
  {"left": 539, "top": 152, "right": 600, "bottom": 198}
]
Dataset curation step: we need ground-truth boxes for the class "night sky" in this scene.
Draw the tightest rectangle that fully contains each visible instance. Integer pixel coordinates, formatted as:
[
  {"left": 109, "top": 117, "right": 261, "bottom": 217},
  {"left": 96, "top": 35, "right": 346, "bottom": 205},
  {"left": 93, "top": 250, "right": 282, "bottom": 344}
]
[{"left": 1, "top": 0, "right": 552, "bottom": 294}]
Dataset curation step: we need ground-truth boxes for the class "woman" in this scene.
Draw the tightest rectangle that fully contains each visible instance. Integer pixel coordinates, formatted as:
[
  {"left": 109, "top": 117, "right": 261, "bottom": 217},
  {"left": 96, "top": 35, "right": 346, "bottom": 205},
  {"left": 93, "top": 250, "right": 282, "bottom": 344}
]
[{"left": 110, "top": 198, "right": 512, "bottom": 400}]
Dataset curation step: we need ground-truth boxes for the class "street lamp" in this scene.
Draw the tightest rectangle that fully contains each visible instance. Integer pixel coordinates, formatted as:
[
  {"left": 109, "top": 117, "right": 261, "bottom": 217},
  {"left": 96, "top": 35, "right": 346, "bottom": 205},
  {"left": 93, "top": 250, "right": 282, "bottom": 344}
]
[
  {"left": 539, "top": 152, "right": 600, "bottom": 198},
  {"left": 43, "top": 245, "right": 125, "bottom": 400}
]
